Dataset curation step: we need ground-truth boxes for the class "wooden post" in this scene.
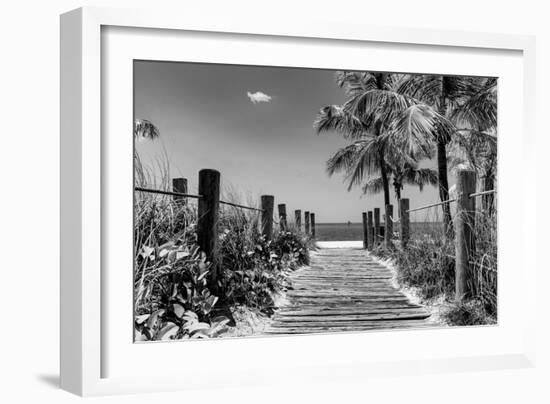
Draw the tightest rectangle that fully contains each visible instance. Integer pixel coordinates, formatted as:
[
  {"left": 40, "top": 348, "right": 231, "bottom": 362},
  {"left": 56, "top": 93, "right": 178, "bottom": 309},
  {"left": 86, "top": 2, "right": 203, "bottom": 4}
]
[
  {"left": 197, "top": 169, "right": 220, "bottom": 290},
  {"left": 455, "top": 170, "right": 477, "bottom": 302},
  {"left": 261, "top": 195, "right": 274, "bottom": 241},
  {"left": 310, "top": 213, "right": 316, "bottom": 238},
  {"left": 362, "top": 212, "right": 368, "bottom": 249},
  {"left": 278, "top": 203, "right": 287, "bottom": 231},
  {"left": 295, "top": 209, "right": 302, "bottom": 231},
  {"left": 367, "top": 211, "right": 374, "bottom": 250},
  {"left": 399, "top": 198, "right": 410, "bottom": 248},
  {"left": 304, "top": 211, "right": 310, "bottom": 235},
  {"left": 374, "top": 208, "right": 380, "bottom": 246},
  {"left": 172, "top": 177, "right": 188, "bottom": 203},
  {"left": 385, "top": 204, "right": 393, "bottom": 248}
]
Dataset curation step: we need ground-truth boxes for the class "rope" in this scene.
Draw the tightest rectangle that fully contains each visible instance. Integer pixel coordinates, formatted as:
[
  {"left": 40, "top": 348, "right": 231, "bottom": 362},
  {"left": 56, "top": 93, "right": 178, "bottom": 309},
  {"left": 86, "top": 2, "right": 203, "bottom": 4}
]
[
  {"left": 136, "top": 187, "right": 264, "bottom": 212},
  {"left": 219, "top": 200, "right": 264, "bottom": 212},
  {"left": 406, "top": 198, "right": 456, "bottom": 213},
  {"left": 406, "top": 189, "right": 497, "bottom": 213},
  {"left": 135, "top": 187, "right": 202, "bottom": 199},
  {"left": 469, "top": 189, "right": 497, "bottom": 198},
  {"left": 389, "top": 216, "right": 400, "bottom": 223}
]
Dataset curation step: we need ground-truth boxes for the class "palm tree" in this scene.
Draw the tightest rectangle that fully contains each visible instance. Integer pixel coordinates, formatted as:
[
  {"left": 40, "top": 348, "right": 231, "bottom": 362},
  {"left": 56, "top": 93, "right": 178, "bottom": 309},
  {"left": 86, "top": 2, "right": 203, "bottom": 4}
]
[
  {"left": 315, "top": 72, "right": 450, "bottom": 206},
  {"left": 397, "top": 75, "right": 485, "bottom": 236},
  {"left": 315, "top": 72, "right": 393, "bottom": 205},
  {"left": 449, "top": 78, "right": 497, "bottom": 212},
  {"left": 134, "top": 119, "right": 160, "bottom": 188},
  {"left": 362, "top": 162, "right": 439, "bottom": 207},
  {"left": 134, "top": 118, "right": 160, "bottom": 140}
]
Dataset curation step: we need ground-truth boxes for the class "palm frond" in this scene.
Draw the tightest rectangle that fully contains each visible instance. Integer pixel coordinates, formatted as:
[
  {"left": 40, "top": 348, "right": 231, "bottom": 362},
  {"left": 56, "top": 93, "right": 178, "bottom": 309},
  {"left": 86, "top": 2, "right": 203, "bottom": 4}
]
[
  {"left": 313, "top": 105, "right": 368, "bottom": 139},
  {"left": 445, "top": 76, "right": 485, "bottom": 101},
  {"left": 344, "top": 89, "right": 414, "bottom": 130},
  {"left": 451, "top": 80, "right": 497, "bottom": 130},
  {"left": 403, "top": 167, "right": 439, "bottom": 192},
  {"left": 343, "top": 137, "right": 384, "bottom": 191},
  {"left": 325, "top": 138, "right": 376, "bottom": 176},
  {"left": 396, "top": 75, "right": 442, "bottom": 107},
  {"left": 325, "top": 136, "right": 383, "bottom": 192},
  {"left": 134, "top": 119, "right": 160, "bottom": 140},
  {"left": 450, "top": 129, "right": 497, "bottom": 174},
  {"left": 387, "top": 103, "right": 453, "bottom": 155},
  {"left": 361, "top": 177, "right": 385, "bottom": 195},
  {"left": 335, "top": 71, "right": 378, "bottom": 96}
]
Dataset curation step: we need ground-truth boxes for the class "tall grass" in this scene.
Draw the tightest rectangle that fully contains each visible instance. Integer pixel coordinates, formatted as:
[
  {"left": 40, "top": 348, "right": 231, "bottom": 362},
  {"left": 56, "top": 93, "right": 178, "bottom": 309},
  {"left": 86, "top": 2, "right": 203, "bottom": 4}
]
[{"left": 377, "top": 201, "right": 497, "bottom": 325}]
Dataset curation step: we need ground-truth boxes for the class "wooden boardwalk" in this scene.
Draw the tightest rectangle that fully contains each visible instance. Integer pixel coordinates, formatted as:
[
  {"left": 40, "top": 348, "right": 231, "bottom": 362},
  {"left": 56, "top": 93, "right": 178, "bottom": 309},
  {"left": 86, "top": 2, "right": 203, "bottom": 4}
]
[{"left": 265, "top": 247, "right": 431, "bottom": 335}]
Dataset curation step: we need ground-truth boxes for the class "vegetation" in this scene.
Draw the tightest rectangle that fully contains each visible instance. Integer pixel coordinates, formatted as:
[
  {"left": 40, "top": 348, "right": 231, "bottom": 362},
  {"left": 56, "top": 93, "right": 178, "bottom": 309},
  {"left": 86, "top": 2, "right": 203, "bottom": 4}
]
[
  {"left": 133, "top": 122, "right": 312, "bottom": 341},
  {"left": 362, "top": 161, "right": 438, "bottom": 208},
  {"left": 314, "top": 72, "right": 452, "bottom": 207},
  {"left": 372, "top": 207, "right": 497, "bottom": 325},
  {"left": 134, "top": 193, "right": 312, "bottom": 341},
  {"left": 315, "top": 72, "right": 498, "bottom": 326}
]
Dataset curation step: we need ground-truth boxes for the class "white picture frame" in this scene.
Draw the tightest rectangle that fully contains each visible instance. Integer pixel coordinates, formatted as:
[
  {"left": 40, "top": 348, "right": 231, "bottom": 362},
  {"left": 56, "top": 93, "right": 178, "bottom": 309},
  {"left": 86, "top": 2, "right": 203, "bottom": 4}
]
[{"left": 60, "top": 6, "right": 537, "bottom": 396}]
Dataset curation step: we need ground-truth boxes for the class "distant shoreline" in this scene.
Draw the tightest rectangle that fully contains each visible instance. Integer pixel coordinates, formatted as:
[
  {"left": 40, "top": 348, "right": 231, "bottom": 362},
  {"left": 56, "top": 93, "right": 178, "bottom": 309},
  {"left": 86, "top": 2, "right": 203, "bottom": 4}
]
[{"left": 314, "top": 222, "right": 444, "bottom": 241}]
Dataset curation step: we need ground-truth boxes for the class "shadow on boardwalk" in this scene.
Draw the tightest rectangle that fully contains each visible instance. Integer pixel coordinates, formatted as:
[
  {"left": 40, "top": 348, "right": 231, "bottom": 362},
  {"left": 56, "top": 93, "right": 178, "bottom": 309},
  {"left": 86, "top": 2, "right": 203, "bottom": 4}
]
[{"left": 265, "top": 245, "right": 432, "bottom": 335}]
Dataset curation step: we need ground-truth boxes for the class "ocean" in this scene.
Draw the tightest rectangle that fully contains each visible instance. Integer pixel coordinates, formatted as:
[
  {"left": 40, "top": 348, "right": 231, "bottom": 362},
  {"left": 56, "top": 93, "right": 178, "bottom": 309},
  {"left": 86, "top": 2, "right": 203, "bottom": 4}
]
[{"left": 315, "top": 222, "right": 444, "bottom": 241}]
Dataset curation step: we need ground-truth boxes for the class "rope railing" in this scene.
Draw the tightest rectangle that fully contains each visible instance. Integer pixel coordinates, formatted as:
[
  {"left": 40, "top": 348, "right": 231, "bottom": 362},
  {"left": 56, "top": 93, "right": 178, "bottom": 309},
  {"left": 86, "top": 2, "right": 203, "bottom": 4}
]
[
  {"left": 135, "top": 176, "right": 314, "bottom": 240},
  {"left": 135, "top": 187, "right": 202, "bottom": 199},
  {"left": 406, "top": 189, "right": 496, "bottom": 214},
  {"left": 135, "top": 186, "right": 264, "bottom": 212},
  {"left": 136, "top": 171, "right": 317, "bottom": 293},
  {"left": 406, "top": 198, "right": 456, "bottom": 213},
  {"left": 219, "top": 200, "right": 264, "bottom": 212},
  {"left": 469, "top": 189, "right": 497, "bottom": 198}
]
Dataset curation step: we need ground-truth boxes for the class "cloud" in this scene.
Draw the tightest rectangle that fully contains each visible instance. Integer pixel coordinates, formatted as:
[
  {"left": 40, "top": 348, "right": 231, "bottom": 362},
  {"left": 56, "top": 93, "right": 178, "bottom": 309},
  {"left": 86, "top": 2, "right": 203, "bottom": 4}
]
[{"left": 247, "top": 91, "right": 272, "bottom": 104}]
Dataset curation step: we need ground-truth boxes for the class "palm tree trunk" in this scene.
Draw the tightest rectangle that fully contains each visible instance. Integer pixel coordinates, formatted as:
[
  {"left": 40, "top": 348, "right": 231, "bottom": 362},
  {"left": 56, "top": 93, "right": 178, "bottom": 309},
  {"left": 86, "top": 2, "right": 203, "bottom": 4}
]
[
  {"left": 437, "top": 140, "right": 453, "bottom": 237},
  {"left": 438, "top": 77, "right": 454, "bottom": 237},
  {"left": 394, "top": 183, "right": 401, "bottom": 207},
  {"left": 394, "top": 183, "right": 402, "bottom": 219},
  {"left": 379, "top": 152, "right": 390, "bottom": 206},
  {"left": 373, "top": 106, "right": 391, "bottom": 206}
]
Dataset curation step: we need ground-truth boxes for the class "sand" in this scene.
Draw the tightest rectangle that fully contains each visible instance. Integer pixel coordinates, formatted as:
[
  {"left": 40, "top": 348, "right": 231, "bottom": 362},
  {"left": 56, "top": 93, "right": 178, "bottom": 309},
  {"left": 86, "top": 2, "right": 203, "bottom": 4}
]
[{"left": 315, "top": 240, "right": 363, "bottom": 249}]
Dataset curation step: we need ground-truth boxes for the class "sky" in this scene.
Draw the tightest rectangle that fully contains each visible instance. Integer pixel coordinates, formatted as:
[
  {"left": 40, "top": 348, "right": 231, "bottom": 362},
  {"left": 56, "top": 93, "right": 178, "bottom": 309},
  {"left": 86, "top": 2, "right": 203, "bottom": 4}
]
[{"left": 134, "top": 61, "right": 451, "bottom": 223}]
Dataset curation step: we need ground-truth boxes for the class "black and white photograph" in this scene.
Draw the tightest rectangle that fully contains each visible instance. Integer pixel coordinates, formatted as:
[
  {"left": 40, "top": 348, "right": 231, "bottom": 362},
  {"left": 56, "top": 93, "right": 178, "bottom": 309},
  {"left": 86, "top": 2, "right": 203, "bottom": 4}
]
[{"left": 133, "top": 61, "right": 497, "bottom": 342}]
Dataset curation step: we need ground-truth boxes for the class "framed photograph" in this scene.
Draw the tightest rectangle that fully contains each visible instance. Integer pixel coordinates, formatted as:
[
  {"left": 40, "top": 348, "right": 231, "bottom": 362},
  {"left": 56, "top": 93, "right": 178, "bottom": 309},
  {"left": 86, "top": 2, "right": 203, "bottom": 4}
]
[{"left": 60, "top": 6, "right": 537, "bottom": 396}]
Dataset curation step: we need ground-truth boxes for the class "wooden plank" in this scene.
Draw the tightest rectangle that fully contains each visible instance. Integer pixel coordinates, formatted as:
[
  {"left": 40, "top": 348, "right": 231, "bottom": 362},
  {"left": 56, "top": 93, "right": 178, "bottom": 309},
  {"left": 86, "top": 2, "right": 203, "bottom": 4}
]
[
  {"left": 277, "top": 307, "right": 427, "bottom": 316},
  {"left": 268, "top": 320, "right": 432, "bottom": 329},
  {"left": 282, "top": 302, "right": 422, "bottom": 310},
  {"left": 273, "top": 313, "right": 430, "bottom": 322},
  {"left": 266, "top": 246, "right": 432, "bottom": 335},
  {"left": 265, "top": 321, "right": 433, "bottom": 333}
]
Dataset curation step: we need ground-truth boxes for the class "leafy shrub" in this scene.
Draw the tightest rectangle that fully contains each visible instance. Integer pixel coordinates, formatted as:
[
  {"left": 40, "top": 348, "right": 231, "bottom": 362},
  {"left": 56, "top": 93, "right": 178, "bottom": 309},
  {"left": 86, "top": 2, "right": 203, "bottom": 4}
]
[
  {"left": 271, "top": 230, "right": 311, "bottom": 268},
  {"left": 219, "top": 226, "right": 311, "bottom": 313},
  {"left": 134, "top": 242, "right": 230, "bottom": 341}
]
